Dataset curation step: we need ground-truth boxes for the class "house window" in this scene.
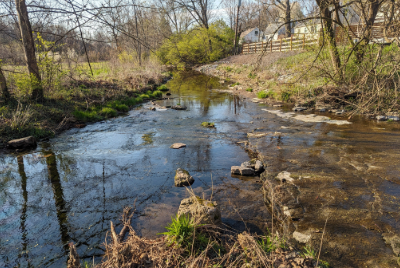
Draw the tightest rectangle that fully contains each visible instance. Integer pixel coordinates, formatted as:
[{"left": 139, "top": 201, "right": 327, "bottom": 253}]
[{"left": 255, "top": 31, "right": 258, "bottom": 35}]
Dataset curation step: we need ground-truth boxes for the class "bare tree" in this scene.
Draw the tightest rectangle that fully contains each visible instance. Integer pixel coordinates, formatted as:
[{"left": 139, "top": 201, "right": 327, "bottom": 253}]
[
  {"left": 14, "top": 0, "right": 43, "bottom": 101},
  {"left": 0, "top": 67, "right": 10, "bottom": 101}
]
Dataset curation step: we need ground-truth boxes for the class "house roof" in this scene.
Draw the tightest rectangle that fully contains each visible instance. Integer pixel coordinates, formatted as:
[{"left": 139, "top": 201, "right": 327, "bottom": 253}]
[
  {"left": 264, "top": 23, "right": 292, "bottom": 35},
  {"left": 240, "top": 28, "right": 257, "bottom": 38}
]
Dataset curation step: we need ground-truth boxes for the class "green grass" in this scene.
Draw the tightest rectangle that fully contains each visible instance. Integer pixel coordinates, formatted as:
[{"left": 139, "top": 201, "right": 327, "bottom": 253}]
[
  {"left": 230, "top": 82, "right": 240, "bottom": 87},
  {"left": 151, "top": 90, "right": 163, "bottom": 98},
  {"left": 159, "top": 214, "right": 208, "bottom": 254},
  {"left": 107, "top": 100, "right": 129, "bottom": 112},
  {"left": 201, "top": 122, "right": 215, "bottom": 128},
  {"left": 257, "top": 90, "right": 275, "bottom": 99},
  {"left": 100, "top": 107, "right": 117, "bottom": 118},
  {"left": 248, "top": 72, "right": 257, "bottom": 79},
  {"left": 139, "top": 94, "right": 150, "bottom": 99},
  {"left": 246, "top": 88, "right": 253, "bottom": 92},
  {"left": 73, "top": 110, "right": 103, "bottom": 122},
  {"left": 157, "top": 84, "right": 169, "bottom": 91}
]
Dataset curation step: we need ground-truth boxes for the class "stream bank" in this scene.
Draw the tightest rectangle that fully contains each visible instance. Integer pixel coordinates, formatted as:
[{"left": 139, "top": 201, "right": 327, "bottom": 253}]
[{"left": 1, "top": 70, "right": 400, "bottom": 267}]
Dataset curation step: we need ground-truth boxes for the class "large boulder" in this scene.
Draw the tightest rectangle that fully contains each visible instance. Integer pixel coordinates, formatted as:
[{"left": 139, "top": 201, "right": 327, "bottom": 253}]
[
  {"left": 174, "top": 168, "right": 194, "bottom": 187},
  {"left": 177, "top": 196, "right": 221, "bottom": 225},
  {"left": 7, "top": 136, "right": 37, "bottom": 149}
]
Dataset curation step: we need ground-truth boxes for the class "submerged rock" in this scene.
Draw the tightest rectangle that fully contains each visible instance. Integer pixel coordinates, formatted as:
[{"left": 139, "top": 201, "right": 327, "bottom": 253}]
[
  {"left": 174, "top": 168, "right": 194, "bottom": 187},
  {"left": 255, "top": 160, "right": 264, "bottom": 173},
  {"left": 170, "top": 143, "right": 186, "bottom": 149},
  {"left": 177, "top": 195, "right": 221, "bottom": 225},
  {"left": 388, "top": 116, "right": 400, "bottom": 122},
  {"left": 232, "top": 159, "right": 264, "bottom": 176},
  {"left": 292, "top": 107, "right": 307, "bottom": 112},
  {"left": 172, "top": 105, "right": 187, "bottom": 110},
  {"left": 376, "top": 115, "right": 387, "bottom": 121},
  {"left": 7, "top": 136, "right": 37, "bottom": 149}
]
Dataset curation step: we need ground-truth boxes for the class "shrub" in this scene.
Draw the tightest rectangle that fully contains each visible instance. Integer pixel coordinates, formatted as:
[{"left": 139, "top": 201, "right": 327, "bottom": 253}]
[
  {"left": 151, "top": 90, "right": 163, "bottom": 98},
  {"left": 157, "top": 20, "right": 234, "bottom": 66},
  {"left": 139, "top": 94, "right": 150, "bottom": 99},
  {"left": 257, "top": 90, "right": 275, "bottom": 99},
  {"left": 157, "top": 85, "right": 169, "bottom": 91},
  {"left": 107, "top": 101, "right": 129, "bottom": 112}
]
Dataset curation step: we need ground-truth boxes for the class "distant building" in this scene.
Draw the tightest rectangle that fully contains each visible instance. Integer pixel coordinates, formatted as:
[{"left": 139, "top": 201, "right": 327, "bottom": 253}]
[
  {"left": 240, "top": 27, "right": 263, "bottom": 44},
  {"left": 263, "top": 23, "right": 293, "bottom": 41}
]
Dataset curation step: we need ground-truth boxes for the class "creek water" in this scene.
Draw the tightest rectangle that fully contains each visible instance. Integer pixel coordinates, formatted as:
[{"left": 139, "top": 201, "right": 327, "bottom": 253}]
[
  {"left": 0, "top": 71, "right": 269, "bottom": 267},
  {"left": 1, "top": 71, "right": 400, "bottom": 267}
]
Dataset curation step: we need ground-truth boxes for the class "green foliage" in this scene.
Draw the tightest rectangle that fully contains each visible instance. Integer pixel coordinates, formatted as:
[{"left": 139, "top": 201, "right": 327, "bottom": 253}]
[
  {"left": 257, "top": 90, "right": 275, "bottom": 99},
  {"left": 100, "top": 107, "right": 117, "bottom": 118},
  {"left": 159, "top": 214, "right": 208, "bottom": 254},
  {"left": 301, "top": 245, "right": 330, "bottom": 268},
  {"left": 157, "top": 84, "right": 169, "bottom": 91},
  {"left": 151, "top": 90, "right": 163, "bottom": 98},
  {"left": 107, "top": 101, "right": 129, "bottom": 112},
  {"left": 257, "top": 235, "right": 286, "bottom": 253},
  {"left": 225, "top": 66, "right": 233, "bottom": 72},
  {"left": 157, "top": 20, "right": 234, "bottom": 66},
  {"left": 73, "top": 110, "right": 102, "bottom": 122},
  {"left": 201, "top": 122, "right": 215, "bottom": 127},
  {"left": 246, "top": 88, "right": 253, "bottom": 92},
  {"left": 140, "top": 94, "right": 150, "bottom": 99},
  {"left": 230, "top": 82, "right": 240, "bottom": 87}
]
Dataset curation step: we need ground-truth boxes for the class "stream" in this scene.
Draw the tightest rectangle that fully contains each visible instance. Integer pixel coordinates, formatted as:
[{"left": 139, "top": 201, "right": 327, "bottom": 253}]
[{"left": 1, "top": 71, "right": 400, "bottom": 267}]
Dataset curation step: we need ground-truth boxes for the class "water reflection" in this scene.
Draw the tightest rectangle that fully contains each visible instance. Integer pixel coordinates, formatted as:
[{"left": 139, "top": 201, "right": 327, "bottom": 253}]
[
  {"left": 17, "top": 156, "right": 29, "bottom": 266},
  {"left": 42, "top": 144, "right": 70, "bottom": 252}
]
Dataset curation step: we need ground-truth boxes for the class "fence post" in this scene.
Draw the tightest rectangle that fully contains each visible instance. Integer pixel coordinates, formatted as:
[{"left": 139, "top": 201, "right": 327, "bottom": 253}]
[
  {"left": 270, "top": 40, "right": 273, "bottom": 52},
  {"left": 303, "top": 34, "right": 305, "bottom": 50},
  {"left": 248, "top": 43, "right": 250, "bottom": 54},
  {"left": 255, "top": 42, "right": 257, "bottom": 53},
  {"left": 280, "top": 38, "right": 282, "bottom": 52},
  {"left": 290, "top": 36, "right": 293, "bottom": 51}
]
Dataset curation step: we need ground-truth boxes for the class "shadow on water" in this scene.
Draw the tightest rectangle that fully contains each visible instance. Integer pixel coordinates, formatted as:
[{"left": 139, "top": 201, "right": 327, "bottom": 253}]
[
  {"left": 41, "top": 144, "right": 70, "bottom": 253},
  {"left": 16, "top": 156, "right": 29, "bottom": 267}
]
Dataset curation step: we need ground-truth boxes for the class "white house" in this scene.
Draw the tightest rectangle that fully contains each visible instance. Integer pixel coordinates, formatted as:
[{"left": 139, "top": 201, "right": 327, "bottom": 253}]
[
  {"left": 293, "top": 20, "right": 322, "bottom": 39},
  {"left": 240, "top": 27, "right": 263, "bottom": 43},
  {"left": 263, "top": 23, "right": 293, "bottom": 41}
]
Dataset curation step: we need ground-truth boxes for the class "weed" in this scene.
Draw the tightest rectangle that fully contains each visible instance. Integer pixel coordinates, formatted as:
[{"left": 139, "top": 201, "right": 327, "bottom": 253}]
[
  {"left": 201, "top": 122, "right": 215, "bottom": 128},
  {"left": 248, "top": 72, "right": 257, "bottom": 79},
  {"left": 230, "top": 82, "right": 240, "bottom": 87},
  {"left": 151, "top": 90, "right": 163, "bottom": 98},
  {"left": 107, "top": 101, "right": 129, "bottom": 112},
  {"left": 225, "top": 66, "right": 233, "bottom": 72},
  {"left": 246, "top": 88, "right": 253, "bottom": 92},
  {"left": 139, "top": 94, "right": 150, "bottom": 99},
  {"left": 159, "top": 214, "right": 207, "bottom": 254}
]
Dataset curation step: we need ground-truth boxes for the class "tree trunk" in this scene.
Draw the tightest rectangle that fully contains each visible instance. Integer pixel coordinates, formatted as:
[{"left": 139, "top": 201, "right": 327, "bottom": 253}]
[
  {"left": 317, "top": 0, "right": 342, "bottom": 77},
  {"left": 355, "top": 0, "right": 381, "bottom": 63},
  {"left": 15, "top": 0, "right": 43, "bottom": 101},
  {"left": 285, "top": 0, "right": 291, "bottom": 37},
  {"left": 233, "top": 5, "right": 240, "bottom": 54},
  {"left": 0, "top": 67, "right": 10, "bottom": 101}
]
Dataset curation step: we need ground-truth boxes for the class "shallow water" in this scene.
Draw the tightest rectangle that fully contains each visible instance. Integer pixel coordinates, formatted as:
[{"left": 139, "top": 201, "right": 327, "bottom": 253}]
[
  {"left": 1, "top": 71, "right": 400, "bottom": 267},
  {"left": 0, "top": 71, "right": 268, "bottom": 267}
]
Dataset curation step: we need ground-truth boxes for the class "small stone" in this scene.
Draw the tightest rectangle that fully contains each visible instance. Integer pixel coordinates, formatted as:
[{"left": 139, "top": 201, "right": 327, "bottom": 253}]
[
  {"left": 292, "top": 107, "right": 307, "bottom": 112},
  {"left": 293, "top": 231, "right": 311, "bottom": 243},
  {"left": 170, "top": 143, "right": 186, "bottom": 149},
  {"left": 255, "top": 160, "right": 264, "bottom": 173},
  {"left": 149, "top": 107, "right": 156, "bottom": 111},
  {"left": 376, "top": 115, "right": 387, "bottom": 121},
  {"left": 7, "top": 136, "right": 37, "bottom": 149},
  {"left": 318, "top": 108, "right": 327, "bottom": 112},
  {"left": 240, "top": 167, "right": 255, "bottom": 176},
  {"left": 166, "top": 93, "right": 172, "bottom": 96},
  {"left": 231, "top": 166, "right": 241, "bottom": 175},
  {"left": 172, "top": 105, "right": 187, "bottom": 110},
  {"left": 335, "top": 109, "right": 345, "bottom": 115},
  {"left": 174, "top": 168, "right": 194, "bottom": 187}
]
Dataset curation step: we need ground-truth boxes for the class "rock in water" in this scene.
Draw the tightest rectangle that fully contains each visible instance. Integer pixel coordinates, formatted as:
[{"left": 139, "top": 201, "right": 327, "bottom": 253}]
[
  {"left": 255, "top": 160, "right": 264, "bottom": 173},
  {"left": 170, "top": 143, "right": 186, "bottom": 149},
  {"left": 231, "top": 166, "right": 241, "bottom": 175},
  {"left": 177, "top": 196, "right": 221, "bottom": 225},
  {"left": 292, "top": 107, "right": 307, "bottom": 112},
  {"left": 172, "top": 105, "right": 187, "bottom": 110},
  {"left": 376, "top": 115, "right": 387, "bottom": 121},
  {"left": 174, "top": 168, "right": 194, "bottom": 187},
  {"left": 240, "top": 167, "right": 255, "bottom": 176},
  {"left": 293, "top": 231, "right": 311, "bottom": 244},
  {"left": 7, "top": 136, "right": 37, "bottom": 149}
]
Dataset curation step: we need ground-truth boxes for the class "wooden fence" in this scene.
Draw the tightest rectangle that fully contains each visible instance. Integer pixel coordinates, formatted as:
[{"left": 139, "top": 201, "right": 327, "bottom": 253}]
[{"left": 241, "top": 34, "right": 318, "bottom": 54}]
